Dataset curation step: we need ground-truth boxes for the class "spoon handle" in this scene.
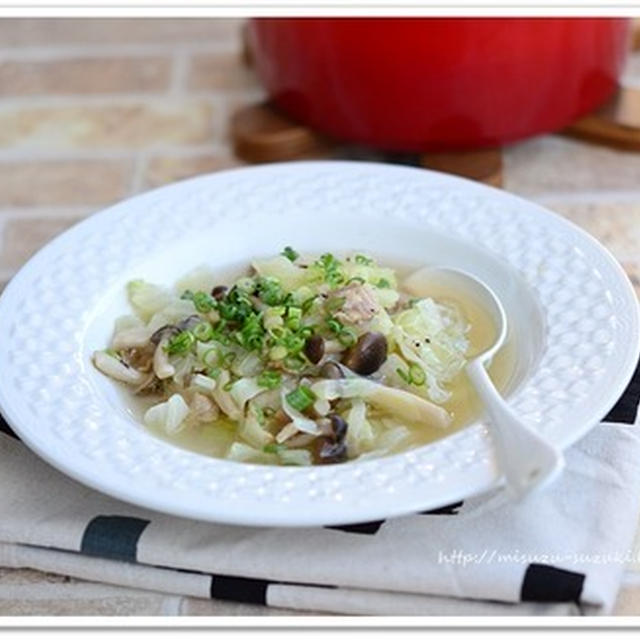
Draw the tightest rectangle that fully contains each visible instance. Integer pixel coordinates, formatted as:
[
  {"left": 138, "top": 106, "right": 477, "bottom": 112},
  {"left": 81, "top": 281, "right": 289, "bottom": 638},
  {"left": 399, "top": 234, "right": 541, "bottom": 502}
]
[{"left": 466, "top": 359, "right": 565, "bottom": 498}]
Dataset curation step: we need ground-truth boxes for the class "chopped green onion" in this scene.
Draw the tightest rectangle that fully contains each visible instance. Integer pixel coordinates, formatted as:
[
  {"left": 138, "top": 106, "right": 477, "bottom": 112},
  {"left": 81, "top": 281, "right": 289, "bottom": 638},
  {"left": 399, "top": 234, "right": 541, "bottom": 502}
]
[
  {"left": 202, "top": 347, "right": 219, "bottom": 367},
  {"left": 347, "top": 276, "right": 366, "bottom": 285},
  {"left": 326, "top": 316, "right": 343, "bottom": 334},
  {"left": 326, "top": 271, "right": 345, "bottom": 287},
  {"left": 216, "top": 286, "right": 254, "bottom": 323},
  {"left": 206, "top": 366, "right": 221, "bottom": 379},
  {"left": 264, "top": 443, "right": 287, "bottom": 454},
  {"left": 192, "top": 291, "right": 217, "bottom": 313},
  {"left": 165, "top": 330, "right": 195, "bottom": 355},
  {"left": 315, "top": 253, "right": 345, "bottom": 288},
  {"left": 301, "top": 295, "right": 317, "bottom": 313},
  {"left": 299, "top": 326, "right": 314, "bottom": 339},
  {"left": 215, "top": 333, "right": 231, "bottom": 346},
  {"left": 180, "top": 290, "right": 194, "bottom": 301},
  {"left": 236, "top": 277, "right": 256, "bottom": 294},
  {"left": 220, "top": 351, "right": 237, "bottom": 367},
  {"left": 267, "top": 325, "right": 287, "bottom": 340},
  {"left": 217, "top": 302, "right": 236, "bottom": 321},
  {"left": 281, "top": 292, "right": 295, "bottom": 306},
  {"left": 253, "top": 405, "right": 266, "bottom": 425},
  {"left": 235, "top": 311, "right": 265, "bottom": 351},
  {"left": 256, "top": 276, "right": 283, "bottom": 306},
  {"left": 244, "top": 334, "right": 264, "bottom": 351},
  {"left": 396, "top": 364, "right": 426, "bottom": 386},
  {"left": 269, "top": 345, "right": 288, "bottom": 360},
  {"left": 257, "top": 369, "right": 282, "bottom": 389},
  {"left": 211, "top": 319, "right": 230, "bottom": 345},
  {"left": 281, "top": 246, "right": 299, "bottom": 262},
  {"left": 285, "top": 306, "right": 302, "bottom": 330},
  {"left": 338, "top": 327, "right": 358, "bottom": 347},
  {"left": 285, "top": 385, "right": 316, "bottom": 412},
  {"left": 377, "top": 278, "right": 391, "bottom": 288},
  {"left": 315, "top": 253, "right": 340, "bottom": 271},
  {"left": 284, "top": 354, "right": 306, "bottom": 371},
  {"left": 284, "top": 333, "right": 305, "bottom": 354},
  {"left": 355, "top": 254, "right": 373, "bottom": 265},
  {"left": 193, "top": 321, "right": 213, "bottom": 342},
  {"left": 408, "top": 363, "right": 426, "bottom": 386}
]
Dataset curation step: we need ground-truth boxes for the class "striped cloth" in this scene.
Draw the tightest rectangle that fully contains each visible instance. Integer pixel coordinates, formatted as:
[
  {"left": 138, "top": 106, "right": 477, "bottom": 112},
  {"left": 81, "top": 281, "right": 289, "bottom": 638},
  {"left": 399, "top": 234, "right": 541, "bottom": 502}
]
[{"left": 0, "top": 362, "right": 638, "bottom": 616}]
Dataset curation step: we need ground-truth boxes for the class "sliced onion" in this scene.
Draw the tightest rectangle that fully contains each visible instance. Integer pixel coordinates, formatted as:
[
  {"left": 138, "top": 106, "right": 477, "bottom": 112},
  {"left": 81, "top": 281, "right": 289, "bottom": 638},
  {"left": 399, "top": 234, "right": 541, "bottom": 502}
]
[
  {"left": 229, "top": 377, "right": 265, "bottom": 412},
  {"left": 278, "top": 449, "right": 312, "bottom": 466},
  {"left": 153, "top": 339, "right": 175, "bottom": 380},
  {"left": 144, "top": 393, "right": 190, "bottom": 435},
  {"left": 111, "top": 326, "right": 152, "bottom": 350},
  {"left": 191, "top": 373, "right": 216, "bottom": 393},
  {"left": 346, "top": 398, "right": 375, "bottom": 455},
  {"left": 212, "top": 370, "right": 241, "bottom": 420},
  {"left": 239, "top": 407, "right": 273, "bottom": 448}
]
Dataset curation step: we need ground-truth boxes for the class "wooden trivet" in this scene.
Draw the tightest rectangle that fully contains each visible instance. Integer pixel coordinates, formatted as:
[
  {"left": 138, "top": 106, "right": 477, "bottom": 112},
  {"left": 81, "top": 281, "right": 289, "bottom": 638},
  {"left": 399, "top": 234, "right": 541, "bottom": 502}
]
[
  {"left": 231, "top": 101, "right": 504, "bottom": 187},
  {"left": 419, "top": 148, "right": 502, "bottom": 188},
  {"left": 562, "top": 86, "right": 640, "bottom": 151},
  {"left": 231, "top": 103, "right": 335, "bottom": 163},
  {"left": 632, "top": 18, "right": 640, "bottom": 50}
]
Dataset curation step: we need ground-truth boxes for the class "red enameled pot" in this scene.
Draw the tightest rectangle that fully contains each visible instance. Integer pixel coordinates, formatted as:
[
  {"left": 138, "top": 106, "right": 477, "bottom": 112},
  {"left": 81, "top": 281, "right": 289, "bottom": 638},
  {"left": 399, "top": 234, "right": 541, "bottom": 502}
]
[{"left": 248, "top": 18, "right": 631, "bottom": 151}]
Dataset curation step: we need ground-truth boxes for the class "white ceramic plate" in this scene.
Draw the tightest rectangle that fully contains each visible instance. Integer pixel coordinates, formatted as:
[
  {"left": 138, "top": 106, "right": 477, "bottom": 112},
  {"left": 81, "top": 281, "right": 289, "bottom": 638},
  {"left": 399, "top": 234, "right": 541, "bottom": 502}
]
[{"left": 0, "top": 161, "right": 637, "bottom": 527}]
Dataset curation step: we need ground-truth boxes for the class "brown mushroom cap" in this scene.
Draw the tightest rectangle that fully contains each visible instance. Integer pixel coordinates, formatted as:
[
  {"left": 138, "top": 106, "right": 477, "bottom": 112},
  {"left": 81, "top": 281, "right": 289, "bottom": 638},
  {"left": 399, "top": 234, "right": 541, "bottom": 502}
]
[
  {"left": 313, "top": 437, "right": 347, "bottom": 464},
  {"left": 329, "top": 414, "right": 348, "bottom": 441},
  {"left": 211, "top": 285, "right": 228, "bottom": 300},
  {"left": 342, "top": 332, "right": 388, "bottom": 375},
  {"left": 304, "top": 334, "right": 325, "bottom": 364},
  {"left": 312, "top": 413, "right": 348, "bottom": 464},
  {"left": 177, "top": 315, "right": 202, "bottom": 331},
  {"left": 149, "top": 324, "right": 180, "bottom": 346},
  {"left": 150, "top": 315, "right": 201, "bottom": 347}
]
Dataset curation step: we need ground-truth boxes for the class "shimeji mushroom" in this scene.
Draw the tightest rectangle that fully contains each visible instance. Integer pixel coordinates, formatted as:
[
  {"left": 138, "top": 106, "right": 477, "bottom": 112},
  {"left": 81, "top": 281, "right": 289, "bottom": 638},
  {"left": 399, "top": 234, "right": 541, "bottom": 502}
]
[
  {"left": 92, "top": 351, "right": 146, "bottom": 385},
  {"left": 311, "top": 378, "right": 451, "bottom": 430}
]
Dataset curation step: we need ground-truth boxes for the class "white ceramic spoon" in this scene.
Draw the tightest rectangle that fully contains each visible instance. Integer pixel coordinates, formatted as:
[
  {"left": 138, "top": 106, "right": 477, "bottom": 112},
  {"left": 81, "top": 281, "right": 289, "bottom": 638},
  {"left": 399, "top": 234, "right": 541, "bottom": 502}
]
[{"left": 403, "top": 266, "right": 565, "bottom": 498}]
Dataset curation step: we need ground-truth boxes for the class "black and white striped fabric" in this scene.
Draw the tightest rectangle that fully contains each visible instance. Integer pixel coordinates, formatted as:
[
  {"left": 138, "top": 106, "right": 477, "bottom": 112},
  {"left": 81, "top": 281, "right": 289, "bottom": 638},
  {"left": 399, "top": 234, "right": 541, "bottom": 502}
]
[{"left": 0, "top": 362, "right": 639, "bottom": 616}]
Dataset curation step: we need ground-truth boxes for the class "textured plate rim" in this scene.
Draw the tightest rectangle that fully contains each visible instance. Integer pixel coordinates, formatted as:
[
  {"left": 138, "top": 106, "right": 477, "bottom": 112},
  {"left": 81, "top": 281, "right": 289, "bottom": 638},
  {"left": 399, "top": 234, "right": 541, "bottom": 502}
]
[{"left": 0, "top": 160, "right": 637, "bottom": 527}]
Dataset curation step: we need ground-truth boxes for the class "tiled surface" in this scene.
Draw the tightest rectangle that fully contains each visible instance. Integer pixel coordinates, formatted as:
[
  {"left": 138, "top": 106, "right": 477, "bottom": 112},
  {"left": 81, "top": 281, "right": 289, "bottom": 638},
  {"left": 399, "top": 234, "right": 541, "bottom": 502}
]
[
  {"left": 0, "top": 158, "right": 132, "bottom": 207},
  {"left": 0, "top": 18, "right": 241, "bottom": 47},
  {"left": 533, "top": 201, "right": 640, "bottom": 261},
  {"left": 0, "top": 56, "right": 171, "bottom": 96},
  {"left": 0, "top": 17, "right": 639, "bottom": 617},
  {"left": 143, "top": 150, "right": 239, "bottom": 188},
  {"left": 504, "top": 136, "right": 640, "bottom": 193},
  {"left": 0, "top": 100, "right": 218, "bottom": 150}
]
